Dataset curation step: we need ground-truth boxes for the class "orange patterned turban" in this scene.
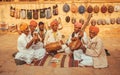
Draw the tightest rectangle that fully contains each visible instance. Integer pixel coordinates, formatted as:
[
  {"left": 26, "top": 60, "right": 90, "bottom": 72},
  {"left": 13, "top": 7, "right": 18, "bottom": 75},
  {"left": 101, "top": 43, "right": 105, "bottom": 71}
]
[
  {"left": 50, "top": 20, "right": 59, "bottom": 27},
  {"left": 89, "top": 26, "right": 99, "bottom": 34},
  {"left": 30, "top": 20, "right": 37, "bottom": 27}
]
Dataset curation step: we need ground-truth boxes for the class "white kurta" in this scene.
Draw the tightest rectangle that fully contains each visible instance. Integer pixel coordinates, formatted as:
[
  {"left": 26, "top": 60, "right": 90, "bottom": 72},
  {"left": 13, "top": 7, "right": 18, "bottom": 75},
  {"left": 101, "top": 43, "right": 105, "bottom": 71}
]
[
  {"left": 15, "top": 33, "right": 46, "bottom": 64},
  {"left": 44, "top": 30, "right": 62, "bottom": 45},
  {"left": 66, "top": 32, "right": 92, "bottom": 63},
  {"left": 29, "top": 29, "right": 46, "bottom": 50},
  {"left": 83, "top": 36, "right": 108, "bottom": 68},
  {"left": 44, "top": 30, "right": 67, "bottom": 52}
]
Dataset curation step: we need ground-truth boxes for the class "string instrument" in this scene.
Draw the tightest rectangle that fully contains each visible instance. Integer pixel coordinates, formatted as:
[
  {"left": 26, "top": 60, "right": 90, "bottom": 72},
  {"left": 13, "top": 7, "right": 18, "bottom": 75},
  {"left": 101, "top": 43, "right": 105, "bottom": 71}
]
[{"left": 69, "top": 14, "right": 92, "bottom": 51}]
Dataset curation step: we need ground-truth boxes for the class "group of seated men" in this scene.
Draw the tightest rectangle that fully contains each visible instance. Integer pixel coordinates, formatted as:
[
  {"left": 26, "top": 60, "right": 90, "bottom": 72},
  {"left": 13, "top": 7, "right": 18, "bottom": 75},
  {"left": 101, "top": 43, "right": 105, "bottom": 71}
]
[{"left": 14, "top": 19, "right": 108, "bottom": 68}]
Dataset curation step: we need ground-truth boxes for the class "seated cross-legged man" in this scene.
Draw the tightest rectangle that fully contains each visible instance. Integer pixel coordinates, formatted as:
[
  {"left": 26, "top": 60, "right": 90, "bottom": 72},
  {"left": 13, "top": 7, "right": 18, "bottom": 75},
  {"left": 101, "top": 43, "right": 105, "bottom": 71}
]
[
  {"left": 15, "top": 23, "right": 46, "bottom": 65},
  {"left": 79, "top": 26, "right": 108, "bottom": 68},
  {"left": 44, "top": 19, "right": 67, "bottom": 56},
  {"left": 66, "top": 22, "right": 89, "bottom": 61}
]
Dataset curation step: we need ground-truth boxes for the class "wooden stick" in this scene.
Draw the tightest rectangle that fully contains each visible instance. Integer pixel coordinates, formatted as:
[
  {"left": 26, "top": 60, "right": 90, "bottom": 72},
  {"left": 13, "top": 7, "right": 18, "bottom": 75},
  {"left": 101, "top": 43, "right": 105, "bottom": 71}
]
[{"left": 81, "top": 13, "right": 92, "bottom": 31}]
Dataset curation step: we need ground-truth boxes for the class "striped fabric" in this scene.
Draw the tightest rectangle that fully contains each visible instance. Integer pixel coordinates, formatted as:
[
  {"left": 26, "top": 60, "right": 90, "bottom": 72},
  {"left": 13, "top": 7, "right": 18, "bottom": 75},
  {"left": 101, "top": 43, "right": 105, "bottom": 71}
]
[{"left": 33, "top": 53, "right": 79, "bottom": 68}]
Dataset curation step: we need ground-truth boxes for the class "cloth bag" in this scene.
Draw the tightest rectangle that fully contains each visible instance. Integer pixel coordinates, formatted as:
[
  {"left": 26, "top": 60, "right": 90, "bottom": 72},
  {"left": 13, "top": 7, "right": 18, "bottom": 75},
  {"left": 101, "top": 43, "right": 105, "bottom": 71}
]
[
  {"left": 27, "top": 10, "right": 32, "bottom": 19},
  {"left": 40, "top": 8, "right": 45, "bottom": 18},
  {"left": 15, "top": 9, "right": 20, "bottom": 19},
  {"left": 10, "top": 6, "right": 15, "bottom": 17},
  {"left": 33, "top": 9, "right": 38, "bottom": 19},
  {"left": 53, "top": 4, "right": 58, "bottom": 15},
  {"left": 20, "top": 9, "right": 26, "bottom": 19},
  {"left": 45, "top": 7, "right": 52, "bottom": 19}
]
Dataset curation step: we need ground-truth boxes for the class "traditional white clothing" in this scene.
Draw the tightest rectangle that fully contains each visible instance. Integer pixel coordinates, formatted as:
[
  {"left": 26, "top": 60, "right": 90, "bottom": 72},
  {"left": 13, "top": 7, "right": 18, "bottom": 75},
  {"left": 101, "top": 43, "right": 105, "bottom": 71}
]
[
  {"left": 44, "top": 30, "right": 67, "bottom": 52},
  {"left": 80, "top": 36, "right": 108, "bottom": 68},
  {"left": 29, "top": 29, "right": 45, "bottom": 50},
  {"left": 66, "top": 31, "right": 92, "bottom": 61},
  {"left": 15, "top": 33, "right": 46, "bottom": 64}
]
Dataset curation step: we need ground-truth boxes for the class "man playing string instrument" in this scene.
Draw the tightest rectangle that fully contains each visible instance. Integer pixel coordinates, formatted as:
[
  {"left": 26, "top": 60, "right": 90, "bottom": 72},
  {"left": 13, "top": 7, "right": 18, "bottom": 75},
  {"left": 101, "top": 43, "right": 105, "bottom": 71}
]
[{"left": 65, "top": 14, "right": 92, "bottom": 60}]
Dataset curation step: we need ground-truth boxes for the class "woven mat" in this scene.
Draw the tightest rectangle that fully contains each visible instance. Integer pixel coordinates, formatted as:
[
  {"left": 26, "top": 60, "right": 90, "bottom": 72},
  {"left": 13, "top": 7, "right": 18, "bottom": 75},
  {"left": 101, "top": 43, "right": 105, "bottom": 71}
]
[{"left": 33, "top": 53, "right": 79, "bottom": 68}]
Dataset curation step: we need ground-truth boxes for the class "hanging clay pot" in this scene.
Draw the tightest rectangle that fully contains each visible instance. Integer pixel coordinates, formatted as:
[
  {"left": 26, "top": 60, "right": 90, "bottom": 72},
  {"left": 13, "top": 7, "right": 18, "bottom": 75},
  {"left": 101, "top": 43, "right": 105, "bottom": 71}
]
[{"left": 87, "top": 5, "right": 93, "bottom": 13}]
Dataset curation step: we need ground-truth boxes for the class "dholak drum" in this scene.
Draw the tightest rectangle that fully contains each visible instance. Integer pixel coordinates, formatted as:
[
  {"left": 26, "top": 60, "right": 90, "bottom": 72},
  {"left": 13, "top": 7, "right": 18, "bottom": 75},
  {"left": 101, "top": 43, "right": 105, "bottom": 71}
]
[
  {"left": 45, "top": 42, "right": 62, "bottom": 52},
  {"left": 69, "top": 39, "right": 82, "bottom": 51}
]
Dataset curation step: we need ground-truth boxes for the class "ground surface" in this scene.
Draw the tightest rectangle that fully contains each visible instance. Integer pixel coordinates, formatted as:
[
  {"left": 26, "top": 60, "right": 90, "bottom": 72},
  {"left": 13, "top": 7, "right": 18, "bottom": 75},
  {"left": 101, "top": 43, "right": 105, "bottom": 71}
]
[{"left": 0, "top": 31, "right": 120, "bottom": 75}]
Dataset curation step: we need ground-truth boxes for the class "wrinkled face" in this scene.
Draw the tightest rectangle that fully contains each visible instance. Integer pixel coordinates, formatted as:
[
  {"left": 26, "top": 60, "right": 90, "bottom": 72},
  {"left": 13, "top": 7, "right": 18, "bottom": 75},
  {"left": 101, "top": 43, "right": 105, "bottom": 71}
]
[
  {"left": 23, "top": 27, "right": 29, "bottom": 35},
  {"left": 89, "top": 30, "right": 97, "bottom": 39},
  {"left": 29, "top": 25, "right": 37, "bottom": 33},
  {"left": 74, "top": 26, "right": 81, "bottom": 33},
  {"left": 51, "top": 24, "right": 58, "bottom": 32},
  {"left": 39, "top": 24, "right": 44, "bottom": 31}
]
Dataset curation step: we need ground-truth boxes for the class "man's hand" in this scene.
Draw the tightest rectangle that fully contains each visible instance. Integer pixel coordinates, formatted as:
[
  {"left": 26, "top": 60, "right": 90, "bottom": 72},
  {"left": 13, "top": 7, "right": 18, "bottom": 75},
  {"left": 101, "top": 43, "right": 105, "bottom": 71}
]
[
  {"left": 60, "top": 40, "right": 64, "bottom": 44},
  {"left": 33, "top": 33, "right": 39, "bottom": 44},
  {"left": 78, "top": 30, "right": 83, "bottom": 39},
  {"left": 71, "top": 37, "right": 78, "bottom": 41}
]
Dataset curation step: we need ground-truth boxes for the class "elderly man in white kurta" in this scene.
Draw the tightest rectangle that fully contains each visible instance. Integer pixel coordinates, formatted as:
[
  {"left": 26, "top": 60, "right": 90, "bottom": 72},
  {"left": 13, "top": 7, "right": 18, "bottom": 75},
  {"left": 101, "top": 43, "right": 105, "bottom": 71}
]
[
  {"left": 66, "top": 22, "right": 90, "bottom": 61},
  {"left": 15, "top": 23, "right": 46, "bottom": 64},
  {"left": 44, "top": 20, "right": 67, "bottom": 54},
  {"left": 79, "top": 26, "right": 108, "bottom": 68}
]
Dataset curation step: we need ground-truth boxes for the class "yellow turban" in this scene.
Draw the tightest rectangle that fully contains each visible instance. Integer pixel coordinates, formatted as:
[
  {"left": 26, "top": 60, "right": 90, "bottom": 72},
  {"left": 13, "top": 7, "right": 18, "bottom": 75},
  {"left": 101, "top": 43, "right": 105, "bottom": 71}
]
[{"left": 20, "top": 23, "right": 28, "bottom": 32}]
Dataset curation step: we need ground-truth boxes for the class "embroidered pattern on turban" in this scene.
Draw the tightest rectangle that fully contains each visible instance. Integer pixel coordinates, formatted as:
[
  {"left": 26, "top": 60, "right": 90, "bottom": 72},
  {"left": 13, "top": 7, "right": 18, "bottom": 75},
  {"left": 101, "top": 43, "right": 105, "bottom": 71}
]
[
  {"left": 30, "top": 20, "right": 37, "bottom": 27},
  {"left": 74, "top": 22, "right": 82, "bottom": 28},
  {"left": 89, "top": 26, "right": 99, "bottom": 34},
  {"left": 20, "top": 23, "right": 28, "bottom": 31}
]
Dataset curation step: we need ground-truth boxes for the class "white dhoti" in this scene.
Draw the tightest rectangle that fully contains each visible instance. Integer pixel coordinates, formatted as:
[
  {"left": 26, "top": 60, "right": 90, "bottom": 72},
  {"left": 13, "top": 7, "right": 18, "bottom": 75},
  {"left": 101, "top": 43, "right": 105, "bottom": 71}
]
[
  {"left": 33, "top": 48, "right": 46, "bottom": 60},
  {"left": 79, "top": 54, "right": 93, "bottom": 66},
  {"left": 15, "top": 50, "right": 35, "bottom": 64},
  {"left": 73, "top": 49, "right": 93, "bottom": 66},
  {"left": 32, "top": 42, "right": 44, "bottom": 50},
  {"left": 73, "top": 49, "right": 83, "bottom": 60},
  {"left": 15, "top": 48, "right": 46, "bottom": 64}
]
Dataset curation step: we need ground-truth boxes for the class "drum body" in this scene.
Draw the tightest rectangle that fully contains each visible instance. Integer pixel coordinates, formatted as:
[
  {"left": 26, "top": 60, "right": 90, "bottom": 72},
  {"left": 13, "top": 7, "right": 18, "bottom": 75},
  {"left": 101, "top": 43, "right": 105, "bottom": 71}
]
[{"left": 45, "top": 42, "right": 62, "bottom": 52}]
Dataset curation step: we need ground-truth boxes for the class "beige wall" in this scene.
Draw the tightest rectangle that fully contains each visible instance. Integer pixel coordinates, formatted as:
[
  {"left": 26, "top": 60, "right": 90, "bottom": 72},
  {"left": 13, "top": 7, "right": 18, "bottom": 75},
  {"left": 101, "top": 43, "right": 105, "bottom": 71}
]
[{"left": 0, "top": 2, "right": 120, "bottom": 40}]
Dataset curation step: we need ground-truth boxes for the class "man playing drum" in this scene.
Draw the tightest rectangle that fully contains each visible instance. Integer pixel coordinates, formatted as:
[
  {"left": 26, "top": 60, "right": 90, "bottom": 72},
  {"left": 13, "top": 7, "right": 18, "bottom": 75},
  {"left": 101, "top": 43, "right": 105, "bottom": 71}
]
[{"left": 44, "top": 19, "right": 67, "bottom": 56}]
